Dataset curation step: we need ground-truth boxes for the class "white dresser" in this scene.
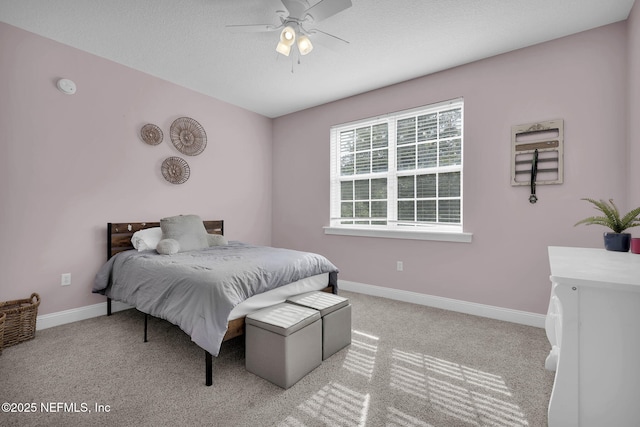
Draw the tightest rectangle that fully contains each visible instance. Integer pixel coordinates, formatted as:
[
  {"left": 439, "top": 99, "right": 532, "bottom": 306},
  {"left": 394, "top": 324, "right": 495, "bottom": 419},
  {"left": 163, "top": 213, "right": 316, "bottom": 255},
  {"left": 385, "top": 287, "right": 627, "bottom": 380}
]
[{"left": 546, "top": 246, "right": 640, "bottom": 427}]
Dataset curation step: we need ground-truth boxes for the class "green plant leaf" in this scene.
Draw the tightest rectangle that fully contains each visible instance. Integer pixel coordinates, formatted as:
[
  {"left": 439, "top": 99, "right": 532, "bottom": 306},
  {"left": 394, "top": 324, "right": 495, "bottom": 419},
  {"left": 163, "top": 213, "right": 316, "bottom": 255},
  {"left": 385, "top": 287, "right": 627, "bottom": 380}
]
[
  {"left": 574, "top": 216, "right": 615, "bottom": 228},
  {"left": 606, "top": 198, "right": 622, "bottom": 231},
  {"left": 620, "top": 206, "right": 640, "bottom": 230}
]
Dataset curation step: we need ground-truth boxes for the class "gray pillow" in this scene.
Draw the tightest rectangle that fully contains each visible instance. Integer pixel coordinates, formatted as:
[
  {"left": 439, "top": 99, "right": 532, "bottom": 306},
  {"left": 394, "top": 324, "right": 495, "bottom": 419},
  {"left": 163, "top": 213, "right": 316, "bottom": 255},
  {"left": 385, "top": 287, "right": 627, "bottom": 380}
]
[
  {"left": 159, "top": 214, "right": 209, "bottom": 253},
  {"left": 156, "top": 238, "right": 180, "bottom": 255},
  {"left": 207, "top": 234, "right": 228, "bottom": 246}
]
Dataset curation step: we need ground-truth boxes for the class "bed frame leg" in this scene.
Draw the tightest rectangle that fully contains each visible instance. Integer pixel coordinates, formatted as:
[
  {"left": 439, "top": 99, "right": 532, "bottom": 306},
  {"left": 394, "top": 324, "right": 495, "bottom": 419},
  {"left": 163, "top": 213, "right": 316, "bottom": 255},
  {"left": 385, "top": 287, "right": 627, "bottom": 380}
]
[
  {"left": 205, "top": 351, "right": 213, "bottom": 386},
  {"left": 144, "top": 313, "right": 148, "bottom": 343},
  {"left": 107, "top": 298, "right": 112, "bottom": 315},
  {"left": 329, "top": 271, "right": 338, "bottom": 294}
]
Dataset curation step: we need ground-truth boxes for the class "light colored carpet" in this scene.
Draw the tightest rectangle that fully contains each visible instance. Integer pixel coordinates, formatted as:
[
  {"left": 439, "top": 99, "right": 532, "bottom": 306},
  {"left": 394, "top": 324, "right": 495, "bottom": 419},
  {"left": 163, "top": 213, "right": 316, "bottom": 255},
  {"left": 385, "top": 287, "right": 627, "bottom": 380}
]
[{"left": 0, "top": 291, "right": 554, "bottom": 426}]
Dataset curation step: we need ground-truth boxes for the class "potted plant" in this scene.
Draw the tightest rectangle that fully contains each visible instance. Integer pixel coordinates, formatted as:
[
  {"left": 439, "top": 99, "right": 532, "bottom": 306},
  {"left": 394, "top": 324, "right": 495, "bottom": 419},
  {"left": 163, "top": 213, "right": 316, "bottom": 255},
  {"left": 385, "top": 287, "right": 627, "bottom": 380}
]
[{"left": 575, "top": 198, "right": 640, "bottom": 251}]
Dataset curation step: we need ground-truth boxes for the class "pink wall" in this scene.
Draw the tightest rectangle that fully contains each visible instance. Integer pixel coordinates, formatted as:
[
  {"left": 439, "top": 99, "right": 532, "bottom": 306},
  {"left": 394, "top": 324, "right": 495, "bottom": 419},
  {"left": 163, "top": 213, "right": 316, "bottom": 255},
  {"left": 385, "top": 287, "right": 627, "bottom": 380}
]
[
  {"left": 629, "top": 1, "right": 640, "bottom": 204},
  {"left": 272, "top": 22, "right": 629, "bottom": 315},
  {"left": 1, "top": 14, "right": 636, "bottom": 319},
  {"left": 0, "top": 23, "right": 273, "bottom": 315}
]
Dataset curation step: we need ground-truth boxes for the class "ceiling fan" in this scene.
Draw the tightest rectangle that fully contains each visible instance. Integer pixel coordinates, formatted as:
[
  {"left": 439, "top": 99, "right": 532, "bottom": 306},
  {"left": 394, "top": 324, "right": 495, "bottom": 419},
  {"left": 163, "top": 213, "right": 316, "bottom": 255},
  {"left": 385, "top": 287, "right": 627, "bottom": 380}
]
[{"left": 227, "top": 0, "right": 353, "bottom": 57}]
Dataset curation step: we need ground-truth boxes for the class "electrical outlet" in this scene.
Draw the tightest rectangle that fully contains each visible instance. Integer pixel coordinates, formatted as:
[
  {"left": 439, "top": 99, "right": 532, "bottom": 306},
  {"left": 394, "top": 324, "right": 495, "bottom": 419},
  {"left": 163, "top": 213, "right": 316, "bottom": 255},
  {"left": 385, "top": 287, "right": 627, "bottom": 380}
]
[
  {"left": 397, "top": 261, "right": 403, "bottom": 271},
  {"left": 61, "top": 273, "right": 71, "bottom": 286}
]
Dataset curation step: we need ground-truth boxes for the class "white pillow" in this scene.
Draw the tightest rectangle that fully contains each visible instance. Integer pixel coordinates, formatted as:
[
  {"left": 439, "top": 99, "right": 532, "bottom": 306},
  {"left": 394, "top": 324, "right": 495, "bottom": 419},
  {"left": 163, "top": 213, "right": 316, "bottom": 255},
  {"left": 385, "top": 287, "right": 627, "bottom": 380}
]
[{"left": 131, "top": 227, "right": 163, "bottom": 251}]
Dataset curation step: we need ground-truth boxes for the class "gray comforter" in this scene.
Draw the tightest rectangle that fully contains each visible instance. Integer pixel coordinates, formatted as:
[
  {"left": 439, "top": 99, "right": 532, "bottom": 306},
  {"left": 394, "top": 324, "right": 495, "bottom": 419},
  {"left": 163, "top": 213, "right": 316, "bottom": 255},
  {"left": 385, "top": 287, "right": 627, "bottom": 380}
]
[{"left": 93, "top": 241, "right": 338, "bottom": 356}]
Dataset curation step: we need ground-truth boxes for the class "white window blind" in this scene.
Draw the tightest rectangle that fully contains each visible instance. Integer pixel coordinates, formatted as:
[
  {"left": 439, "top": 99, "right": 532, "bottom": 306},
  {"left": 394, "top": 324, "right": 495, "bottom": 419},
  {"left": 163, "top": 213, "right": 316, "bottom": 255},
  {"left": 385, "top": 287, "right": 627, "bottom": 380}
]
[{"left": 330, "top": 98, "right": 464, "bottom": 233}]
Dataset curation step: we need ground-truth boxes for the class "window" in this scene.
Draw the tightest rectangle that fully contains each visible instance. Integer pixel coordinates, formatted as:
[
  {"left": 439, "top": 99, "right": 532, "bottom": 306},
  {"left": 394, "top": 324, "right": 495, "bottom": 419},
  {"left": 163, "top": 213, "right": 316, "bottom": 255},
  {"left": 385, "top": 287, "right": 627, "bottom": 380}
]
[{"left": 329, "top": 98, "right": 466, "bottom": 240}]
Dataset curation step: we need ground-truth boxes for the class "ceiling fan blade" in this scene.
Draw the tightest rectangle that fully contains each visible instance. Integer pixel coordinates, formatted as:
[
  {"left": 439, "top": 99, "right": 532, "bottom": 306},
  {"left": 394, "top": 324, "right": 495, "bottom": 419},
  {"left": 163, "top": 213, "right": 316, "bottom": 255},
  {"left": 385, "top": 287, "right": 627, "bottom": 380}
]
[
  {"left": 280, "top": 0, "right": 309, "bottom": 20},
  {"left": 309, "top": 28, "right": 349, "bottom": 45},
  {"left": 304, "top": 0, "right": 352, "bottom": 23},
  {"left": 280, "top": 0, "right": 299, "bottom": 14},
  {"left": 226, "top": 24, "right": 280, "bottom": 33},
  {"left": 307, "top": 29, "right": 349, "bottom": 53}
]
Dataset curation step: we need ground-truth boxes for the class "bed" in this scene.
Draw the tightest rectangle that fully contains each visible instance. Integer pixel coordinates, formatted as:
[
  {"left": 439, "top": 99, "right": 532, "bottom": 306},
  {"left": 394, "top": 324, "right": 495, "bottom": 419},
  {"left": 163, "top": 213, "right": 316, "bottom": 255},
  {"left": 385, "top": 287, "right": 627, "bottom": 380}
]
[{"left": 93, "top": 219, "right": 339, "bottom": 386}]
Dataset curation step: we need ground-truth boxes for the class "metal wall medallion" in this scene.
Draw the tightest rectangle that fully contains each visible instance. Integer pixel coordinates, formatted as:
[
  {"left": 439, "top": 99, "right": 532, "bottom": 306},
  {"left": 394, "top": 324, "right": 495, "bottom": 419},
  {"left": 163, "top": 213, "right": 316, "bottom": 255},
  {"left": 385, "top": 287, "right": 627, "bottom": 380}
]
[
  {"left": 169, "top": 117, "right": 207, "bottom": 156},
  {"left": 161, "top": 156, "right": 190, "bottom": 184},
  {"left": 140, "top": 123, "right": 163, "bottom": 145}
]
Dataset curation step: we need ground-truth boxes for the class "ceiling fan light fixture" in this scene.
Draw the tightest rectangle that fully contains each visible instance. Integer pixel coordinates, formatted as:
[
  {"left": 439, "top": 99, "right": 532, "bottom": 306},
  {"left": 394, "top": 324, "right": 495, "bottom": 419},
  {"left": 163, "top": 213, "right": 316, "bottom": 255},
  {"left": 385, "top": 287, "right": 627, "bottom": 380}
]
[
  {"left": 229, "top": 0, "right": 353, "bottom": 62},
  {"left": 280, "top": 26, "right": 296, "bottom": 45},
  {"left": 276, "top": 41, "right": 292, "bottom": 56},
  {"left": 297, "top": 35, "right": 313, "bottom": 55}
]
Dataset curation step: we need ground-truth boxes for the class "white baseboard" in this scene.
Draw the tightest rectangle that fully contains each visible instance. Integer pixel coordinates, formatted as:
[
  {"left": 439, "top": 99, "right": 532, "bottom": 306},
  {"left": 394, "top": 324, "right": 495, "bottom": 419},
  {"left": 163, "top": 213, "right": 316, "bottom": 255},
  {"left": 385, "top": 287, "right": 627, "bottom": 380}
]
[
  {"left": 36, "top": 300, "right": 133, "bottom": 330},
  {"left": 339, "top": 280, "right": 546, "bottom": 328},
  {"left": 36, "top": 283, "right": 545, "bottom": 331}
]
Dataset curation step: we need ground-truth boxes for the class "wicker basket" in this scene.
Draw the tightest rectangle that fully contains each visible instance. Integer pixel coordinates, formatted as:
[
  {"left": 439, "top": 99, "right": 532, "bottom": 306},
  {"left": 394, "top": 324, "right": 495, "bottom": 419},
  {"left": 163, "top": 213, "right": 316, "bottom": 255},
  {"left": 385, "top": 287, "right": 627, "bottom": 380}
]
[
  {"left": 0, "top": 312, "right": 5, "bottom": 354},
  {"left": 0, "top": 293, "right": 40, "bottom": 349}
]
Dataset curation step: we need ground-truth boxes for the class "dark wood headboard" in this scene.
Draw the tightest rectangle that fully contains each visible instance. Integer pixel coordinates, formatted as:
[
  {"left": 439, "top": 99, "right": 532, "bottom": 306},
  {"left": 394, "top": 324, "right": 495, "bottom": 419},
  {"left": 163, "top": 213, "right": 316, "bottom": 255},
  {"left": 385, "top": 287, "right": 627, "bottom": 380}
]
[{"left": 107, "top": 220, "right": 224, "bottom": 260}]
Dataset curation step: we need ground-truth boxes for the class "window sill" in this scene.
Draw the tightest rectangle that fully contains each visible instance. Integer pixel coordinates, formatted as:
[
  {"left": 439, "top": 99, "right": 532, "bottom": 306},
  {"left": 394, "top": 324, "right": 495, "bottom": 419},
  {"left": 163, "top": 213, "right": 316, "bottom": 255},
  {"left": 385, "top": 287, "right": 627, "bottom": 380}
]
[{"left": 323, "top": 226, "right": 473, "bottom": 242}]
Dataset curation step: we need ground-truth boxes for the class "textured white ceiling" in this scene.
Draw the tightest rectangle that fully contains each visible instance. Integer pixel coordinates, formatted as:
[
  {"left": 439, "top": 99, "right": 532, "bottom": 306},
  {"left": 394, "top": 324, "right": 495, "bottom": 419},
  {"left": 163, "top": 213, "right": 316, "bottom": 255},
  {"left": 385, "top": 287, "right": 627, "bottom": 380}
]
[{"left": 0, "top": 0, "right": 635, "bottom": 117}]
